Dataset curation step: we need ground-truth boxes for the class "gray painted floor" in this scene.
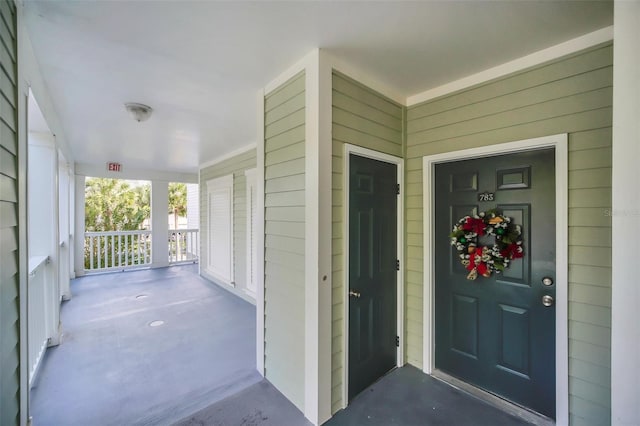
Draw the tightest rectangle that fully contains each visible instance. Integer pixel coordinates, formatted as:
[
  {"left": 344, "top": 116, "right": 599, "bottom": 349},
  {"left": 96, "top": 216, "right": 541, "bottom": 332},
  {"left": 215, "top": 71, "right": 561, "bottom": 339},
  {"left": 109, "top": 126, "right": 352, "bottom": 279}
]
[
  {"left": 325, "top": 366, "right": 533, "bottom": 426},
  {"left": 30, "top": 265, "right": 266, "bottom": 426},
  {"left": 32, "top": 265, "right": 534, "bottom": 426},
  {"left": 174, "top": 379, "right": 312, "bottom": 426}
]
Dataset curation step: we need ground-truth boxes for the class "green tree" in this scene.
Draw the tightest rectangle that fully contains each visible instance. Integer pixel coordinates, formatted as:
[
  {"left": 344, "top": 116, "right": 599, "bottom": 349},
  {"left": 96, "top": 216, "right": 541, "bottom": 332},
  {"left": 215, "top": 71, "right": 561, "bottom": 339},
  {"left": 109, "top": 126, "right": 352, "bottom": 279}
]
[
  {"left": 168, "top": 182, "right": 187, "bottom": 230},
  {"left": 85, "top": 178, "right": 150, "bottom": 231}
]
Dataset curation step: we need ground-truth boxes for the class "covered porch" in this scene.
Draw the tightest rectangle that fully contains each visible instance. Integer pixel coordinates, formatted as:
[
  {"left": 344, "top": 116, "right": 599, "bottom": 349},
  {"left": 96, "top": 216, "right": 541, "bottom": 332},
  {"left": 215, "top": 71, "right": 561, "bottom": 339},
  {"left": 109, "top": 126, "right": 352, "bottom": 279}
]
[
  {"left": 30, "top": 266, "right": 532, "bottom": 426},
  {"left": 2, "top": 2, "right": 638, "bottom": 426}
]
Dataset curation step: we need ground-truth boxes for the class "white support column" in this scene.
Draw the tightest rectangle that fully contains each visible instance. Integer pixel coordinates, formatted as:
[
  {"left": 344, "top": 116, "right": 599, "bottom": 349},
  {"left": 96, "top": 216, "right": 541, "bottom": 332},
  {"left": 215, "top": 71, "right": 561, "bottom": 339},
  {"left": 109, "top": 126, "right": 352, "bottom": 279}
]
[
  {"left": 611, "top": 1, "right": 640, "bottom": 424},
  {"left": 28, "top": 133, "right": 61, "bottom": 346},
  {"left": 303, "top": 49, "right": 333, "bottom": 426},
  {"left": 68, "top": 167, "right": 76, "bottom": 279},
  {"left": 74, "top": 174, "right": 86, "bottom": 277},
  {"left": 58, "top": 158, "right": 71, "bottom": 300},
  {"left": 151, "top": 180, "right": 169, "bottom": 268}
]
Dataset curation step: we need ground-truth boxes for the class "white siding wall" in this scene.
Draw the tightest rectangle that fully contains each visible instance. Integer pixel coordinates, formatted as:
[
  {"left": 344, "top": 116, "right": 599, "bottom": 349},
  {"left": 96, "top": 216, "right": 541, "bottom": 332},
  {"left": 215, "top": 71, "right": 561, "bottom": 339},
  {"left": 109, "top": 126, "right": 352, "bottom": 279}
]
[
  {"left": 406, "top": 44, "right": 613, "bottom": 425},
  {"left": 0, "top": 1, "right": 20, "bottom": 423},
  {"left": 263, "top": 71, "right": 306, "bottom": 410},
  {"left": 330, "top": 71, "right": 404, "bottom": 413}
]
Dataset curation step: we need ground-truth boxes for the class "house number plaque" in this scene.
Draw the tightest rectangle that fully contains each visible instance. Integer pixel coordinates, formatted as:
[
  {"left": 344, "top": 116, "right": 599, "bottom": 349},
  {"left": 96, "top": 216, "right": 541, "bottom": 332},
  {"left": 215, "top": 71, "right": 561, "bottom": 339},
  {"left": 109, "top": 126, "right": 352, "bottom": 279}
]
[{"left": 477, "top": 192, "right": 495, "bottom": 202}]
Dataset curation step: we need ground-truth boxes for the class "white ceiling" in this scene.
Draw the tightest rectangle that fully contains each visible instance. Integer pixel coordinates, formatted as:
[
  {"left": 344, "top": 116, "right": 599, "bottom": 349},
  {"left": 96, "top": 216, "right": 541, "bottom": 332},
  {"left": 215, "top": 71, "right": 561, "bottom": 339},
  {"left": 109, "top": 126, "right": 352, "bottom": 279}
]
[{"left": 24, "top": 1, "right": 612, "bottom": 175}]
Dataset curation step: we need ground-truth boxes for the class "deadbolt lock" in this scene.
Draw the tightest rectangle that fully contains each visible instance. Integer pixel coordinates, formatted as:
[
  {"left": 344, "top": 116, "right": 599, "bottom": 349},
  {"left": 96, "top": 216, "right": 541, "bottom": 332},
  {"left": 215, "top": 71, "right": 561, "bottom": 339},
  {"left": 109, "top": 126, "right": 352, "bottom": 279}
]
[{"left": 542, "top": 277, "right": 554, "bottom": 286}]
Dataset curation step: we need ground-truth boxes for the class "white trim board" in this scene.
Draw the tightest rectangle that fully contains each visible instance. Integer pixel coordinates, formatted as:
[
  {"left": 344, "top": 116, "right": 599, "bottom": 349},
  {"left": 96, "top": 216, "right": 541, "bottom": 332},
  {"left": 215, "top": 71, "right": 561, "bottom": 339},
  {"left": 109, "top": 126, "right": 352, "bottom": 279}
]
[
  {"left": 421, "top": 134, "right": 569, "bottom": 425},
  {"left": 255, "top": 88, "right": 266, "bottom": 376},
  {"left": 197, "top": 167, "right": 202, "bottom": 277},
  {"left": 611, "top": 3, "right": 640, "bottom": 422},
  {"left": 407, "top": 26, "right": 612, "bottom": 106},
  {"left": 244, "top": 168, "right": 257, "bottom": 299},
  {"left": 342, "top": 144, "right": 405, "bottom": 410},
  {"left": 198, "top": 143, "right": 257, "bottom": 170},
  {"left": 303, "top": 49, "right": 333, "bottom": 426}
]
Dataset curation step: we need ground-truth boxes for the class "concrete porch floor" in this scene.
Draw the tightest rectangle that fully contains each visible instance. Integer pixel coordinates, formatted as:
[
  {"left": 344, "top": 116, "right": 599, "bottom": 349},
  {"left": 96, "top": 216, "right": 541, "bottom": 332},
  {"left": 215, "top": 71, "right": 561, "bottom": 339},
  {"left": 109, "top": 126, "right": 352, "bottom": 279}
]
[
  {"left": 31, "top": 265, "right": 534, "bottom": 425},
  {"left": 30, "top": 265, "right": 269, "bottom": 425}
]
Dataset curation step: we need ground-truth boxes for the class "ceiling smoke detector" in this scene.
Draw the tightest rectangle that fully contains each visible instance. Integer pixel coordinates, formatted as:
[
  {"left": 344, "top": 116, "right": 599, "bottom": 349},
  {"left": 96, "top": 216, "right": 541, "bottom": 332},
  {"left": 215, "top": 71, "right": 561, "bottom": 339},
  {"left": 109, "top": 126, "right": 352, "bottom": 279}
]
[{"left": 125, "top": 102, "right": 153, "bottom": 122}]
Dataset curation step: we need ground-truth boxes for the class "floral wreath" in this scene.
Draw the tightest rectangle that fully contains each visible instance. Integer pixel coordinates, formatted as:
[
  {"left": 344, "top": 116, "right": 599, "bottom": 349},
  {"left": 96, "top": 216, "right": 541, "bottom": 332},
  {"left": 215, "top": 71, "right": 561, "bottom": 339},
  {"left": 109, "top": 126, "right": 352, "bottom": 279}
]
[{"left": 450, "top": 209, "right": 524, "bottom": 280}]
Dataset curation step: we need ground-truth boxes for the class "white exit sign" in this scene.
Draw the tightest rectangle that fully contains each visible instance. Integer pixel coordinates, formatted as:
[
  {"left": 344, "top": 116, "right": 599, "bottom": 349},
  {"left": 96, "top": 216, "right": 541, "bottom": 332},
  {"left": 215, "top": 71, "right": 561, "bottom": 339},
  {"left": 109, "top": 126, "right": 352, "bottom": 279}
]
[{"left": 107, "top": 162, "right": 122, "bottom": 172}]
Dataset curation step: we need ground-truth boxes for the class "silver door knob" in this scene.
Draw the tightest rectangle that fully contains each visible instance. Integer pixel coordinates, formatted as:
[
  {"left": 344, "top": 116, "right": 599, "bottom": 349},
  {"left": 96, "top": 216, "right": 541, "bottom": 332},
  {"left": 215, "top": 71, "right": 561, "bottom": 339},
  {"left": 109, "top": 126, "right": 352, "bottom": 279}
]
[
  {"left": 349, "top": 290, "right": 361, "bottom": 299},
  {"left": 542, "top": 295, "right": 554, "bottom": 307}
]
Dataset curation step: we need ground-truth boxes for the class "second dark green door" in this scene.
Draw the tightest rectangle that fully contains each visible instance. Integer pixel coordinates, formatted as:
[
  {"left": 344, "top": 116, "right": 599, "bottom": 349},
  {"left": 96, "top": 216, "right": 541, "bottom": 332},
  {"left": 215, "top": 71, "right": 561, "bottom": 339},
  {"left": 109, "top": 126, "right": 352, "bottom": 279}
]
[
  {"left": 348, "top": 154, "right": 397, "bottom": 401},
  {"left": 434, "top": 149, "right": 556, "bottom": 418}
]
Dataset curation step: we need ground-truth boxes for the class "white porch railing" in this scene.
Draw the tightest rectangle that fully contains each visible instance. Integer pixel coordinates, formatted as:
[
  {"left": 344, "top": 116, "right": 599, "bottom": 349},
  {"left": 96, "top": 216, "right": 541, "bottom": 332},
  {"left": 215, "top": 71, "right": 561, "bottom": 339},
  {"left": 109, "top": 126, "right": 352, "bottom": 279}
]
[
  {"left": 84, "top": 229, "right": 198, "bottom": 271},
  {"left": 169, "top": 229, "right": 199, "bottom": 264},
  {"left": 28, "top": 255, "right": 50, "bottom": 386},
  {"left": 84, "top": 230, "right": 152, "bottom": 272}
]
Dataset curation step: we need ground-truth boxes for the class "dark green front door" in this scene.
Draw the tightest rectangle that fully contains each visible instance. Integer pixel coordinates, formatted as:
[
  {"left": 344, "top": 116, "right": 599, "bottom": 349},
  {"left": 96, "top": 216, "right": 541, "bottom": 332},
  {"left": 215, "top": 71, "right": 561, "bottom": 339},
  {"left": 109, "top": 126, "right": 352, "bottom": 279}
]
[
  {"left": 348, "top": 154, "right": 397, "bottom": 401},
  {"left": 434, "top": 149, "right": 556, "bottom": 418}
]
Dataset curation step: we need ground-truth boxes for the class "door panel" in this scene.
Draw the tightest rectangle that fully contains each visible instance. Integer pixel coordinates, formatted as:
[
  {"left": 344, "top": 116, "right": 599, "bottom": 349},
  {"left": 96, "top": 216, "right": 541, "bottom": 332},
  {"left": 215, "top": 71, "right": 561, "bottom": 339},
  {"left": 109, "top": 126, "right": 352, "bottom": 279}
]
[
  {"left": 348, "top": 154, "right": 397, "bottom": 401},
  {"left": 498, "top": 204, "right": 529, "bottom": 284},
  {"left": 498, "top": 303, "right": 530, "bottom": 377},
  {"left": 435, "top": 149, "right": 556, "bottom": 418},
  {"left": 451, "top": 294, "right": 479, "bottom": 358}
]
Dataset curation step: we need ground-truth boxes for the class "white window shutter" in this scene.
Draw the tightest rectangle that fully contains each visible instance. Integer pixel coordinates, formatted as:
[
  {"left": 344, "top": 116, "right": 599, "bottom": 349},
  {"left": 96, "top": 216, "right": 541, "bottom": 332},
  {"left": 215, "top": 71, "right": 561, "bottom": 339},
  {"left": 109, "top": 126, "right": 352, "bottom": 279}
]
[{"left": 206, "top": 175, "right": 234, "bottom": 283}]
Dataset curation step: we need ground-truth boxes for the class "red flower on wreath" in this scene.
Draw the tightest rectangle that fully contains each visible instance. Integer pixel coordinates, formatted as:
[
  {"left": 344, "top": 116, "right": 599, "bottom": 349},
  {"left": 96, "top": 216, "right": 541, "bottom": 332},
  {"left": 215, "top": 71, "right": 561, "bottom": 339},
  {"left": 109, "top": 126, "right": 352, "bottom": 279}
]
[
  {"left": 501, "top": 243, "right": 523, "bottom": 259},
  {"left": 462, "top": 217, "right": 486, "bottom": 236},
  {"left": 467, "top": 248, "right": 489, "bottom": 278}
]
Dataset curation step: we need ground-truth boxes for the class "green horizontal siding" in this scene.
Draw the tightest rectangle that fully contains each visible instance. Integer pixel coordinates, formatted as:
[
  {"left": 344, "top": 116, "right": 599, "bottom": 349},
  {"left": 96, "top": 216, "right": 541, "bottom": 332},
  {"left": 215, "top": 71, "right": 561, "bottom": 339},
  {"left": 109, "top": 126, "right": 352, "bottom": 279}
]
[
  {"left": 199, "top": 148, "right": 256, "bottom": 294},
  {"left": 0, "top": 0, "right": 19, "bottom": 424},
  {"left": 330, "top": 71, "right": 404, "bottom": 413},
  {"left": 405, "top": 43, "right": 613, "bottom": 423},
  {"left": 263, "top": 72, "right": 305, "bottom": 411}
]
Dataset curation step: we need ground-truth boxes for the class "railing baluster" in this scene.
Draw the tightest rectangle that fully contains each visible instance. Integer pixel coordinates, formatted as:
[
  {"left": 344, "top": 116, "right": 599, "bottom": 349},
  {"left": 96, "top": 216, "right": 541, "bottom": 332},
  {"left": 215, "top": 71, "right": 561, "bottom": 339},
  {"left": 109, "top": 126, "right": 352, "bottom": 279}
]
[
  {"left": 166, "top": 229, "right": 199, "bottom": 265},
  {"left": 176, "top": 232, "right": 179, "bottom": 261},
  {"left": 89, "top": 236, "right": 94, "bottom": 270},
  {"left": 185, "top": 231, "right": 189, "bottom": 260},
  {"left": 98, "top": 235, "right": 102, "bottom": 270}
]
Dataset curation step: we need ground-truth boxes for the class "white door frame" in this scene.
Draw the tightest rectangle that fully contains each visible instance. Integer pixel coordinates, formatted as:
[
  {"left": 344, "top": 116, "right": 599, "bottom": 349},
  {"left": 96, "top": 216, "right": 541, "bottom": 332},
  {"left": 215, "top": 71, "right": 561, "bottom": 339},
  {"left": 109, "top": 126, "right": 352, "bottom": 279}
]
[
  {"left": 422, "top": 134, "right": 569, "bottom": 425},
  {"left": 342, "top": 144, "right": 405, "bottom": 408}
]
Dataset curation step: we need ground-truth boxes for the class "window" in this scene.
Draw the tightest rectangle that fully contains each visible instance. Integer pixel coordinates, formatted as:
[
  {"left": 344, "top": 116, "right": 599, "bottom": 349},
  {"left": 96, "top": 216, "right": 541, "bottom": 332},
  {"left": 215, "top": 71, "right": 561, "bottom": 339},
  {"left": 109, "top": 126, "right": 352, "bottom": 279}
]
[{"left": 206, "top": 175, "right": 234, "bottom": 284}]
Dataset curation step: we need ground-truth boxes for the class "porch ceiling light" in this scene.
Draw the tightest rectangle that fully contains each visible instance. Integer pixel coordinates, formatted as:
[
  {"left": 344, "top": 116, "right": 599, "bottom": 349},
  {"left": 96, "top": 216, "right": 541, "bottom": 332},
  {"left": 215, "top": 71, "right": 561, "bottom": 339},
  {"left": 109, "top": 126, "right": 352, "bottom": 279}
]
[{"left": 125, "top": 102, "right": 153, "bottom": 122}]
